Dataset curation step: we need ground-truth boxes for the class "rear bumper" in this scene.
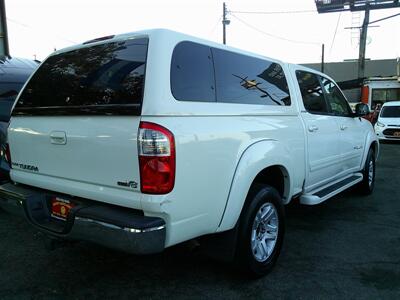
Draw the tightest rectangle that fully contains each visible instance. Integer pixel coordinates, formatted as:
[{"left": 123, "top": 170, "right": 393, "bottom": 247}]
[{"left": 0, "top": 183, "right": 166, "bottom": 254}]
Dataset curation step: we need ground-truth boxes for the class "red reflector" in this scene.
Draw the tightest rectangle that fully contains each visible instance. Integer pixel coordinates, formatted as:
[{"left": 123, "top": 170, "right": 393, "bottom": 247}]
[
  {"left": 139, "top": 156, "right": 174, "bottom": 194},
  {"left": 138, "top": 122, "right": 175, "bottom": 194},
  {"left": 4, "top": 143, "right": 12, "bottom": 167}
]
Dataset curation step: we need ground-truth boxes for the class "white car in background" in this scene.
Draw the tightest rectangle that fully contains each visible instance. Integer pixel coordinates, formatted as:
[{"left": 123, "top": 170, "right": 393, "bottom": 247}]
[{"left": 375, "top": 101, "right": 400, "bottom": 140}]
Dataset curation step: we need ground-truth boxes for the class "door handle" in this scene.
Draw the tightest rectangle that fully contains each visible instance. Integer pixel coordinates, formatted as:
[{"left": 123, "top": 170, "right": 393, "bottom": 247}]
[
  {"left": 50, "top": 131, "right": 67, "bottom": 145},
  {"left": 308, "top": 125, "right": 319, "bottom": 132},
  {"left": 340, "top": 125, "right": 348, "bottom": 130}
]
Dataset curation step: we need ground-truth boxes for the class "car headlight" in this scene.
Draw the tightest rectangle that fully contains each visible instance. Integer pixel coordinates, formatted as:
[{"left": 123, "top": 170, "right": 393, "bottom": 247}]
[{"left": 376, "top": 121, "right": 385, "bottom": 127}]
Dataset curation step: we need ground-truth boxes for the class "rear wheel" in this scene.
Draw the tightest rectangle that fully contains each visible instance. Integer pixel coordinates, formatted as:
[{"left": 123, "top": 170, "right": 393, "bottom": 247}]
[
  {"left": 357, "top": 148, "right": 375, "bottom": 195},
  {"left": 235, "top": 184, "right": 285, "bottom": 277}
]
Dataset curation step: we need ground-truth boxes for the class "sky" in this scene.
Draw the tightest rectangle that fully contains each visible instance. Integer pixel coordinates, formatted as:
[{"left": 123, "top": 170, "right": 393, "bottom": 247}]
[{"left": 4, "top": 0, "right": 400, "bottom": 63}]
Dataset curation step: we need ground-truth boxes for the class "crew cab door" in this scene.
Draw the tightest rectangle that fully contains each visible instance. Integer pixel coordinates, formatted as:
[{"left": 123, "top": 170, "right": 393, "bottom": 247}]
[
  {"left": 295, "top": 70, "right": 342, "bottom": 191},
  {"left": 320, "top": 76, "right": 365, "bottom": 172}
]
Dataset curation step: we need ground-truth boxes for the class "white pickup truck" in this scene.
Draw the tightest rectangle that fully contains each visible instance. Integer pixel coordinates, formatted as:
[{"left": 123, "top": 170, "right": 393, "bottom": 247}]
[{"left": 0, "top": 29, "right": 378, "bottom": 277}]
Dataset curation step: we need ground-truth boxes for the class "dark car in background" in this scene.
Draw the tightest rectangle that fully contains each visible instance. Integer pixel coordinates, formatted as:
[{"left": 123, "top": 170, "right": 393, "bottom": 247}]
[{"left": 0, "top": 57, "right": 38, "bottom": 181}]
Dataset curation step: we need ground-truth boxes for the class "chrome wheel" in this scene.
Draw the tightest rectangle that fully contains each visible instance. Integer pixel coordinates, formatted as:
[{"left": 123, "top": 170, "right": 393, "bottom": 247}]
[
  {"left": 251, "top": 203, "right": 279, "bottom": 262},
  {"left": 368, "top": 159, "right": 374, "bottom": 187}
]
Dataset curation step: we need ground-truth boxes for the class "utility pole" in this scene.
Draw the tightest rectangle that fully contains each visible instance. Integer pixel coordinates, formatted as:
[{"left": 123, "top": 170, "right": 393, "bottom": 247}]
[
  {"left": 315, "top": 0, "right": 400, "bottom": 80},
  {"left": 222, "top": 2, "right": 230, "bottom": 45},
  {"left": 358, "top": 6, "right": 370, "bottom": 79},
  {"left": 321, "top": 44, "right": 325, "bottom": 73}
]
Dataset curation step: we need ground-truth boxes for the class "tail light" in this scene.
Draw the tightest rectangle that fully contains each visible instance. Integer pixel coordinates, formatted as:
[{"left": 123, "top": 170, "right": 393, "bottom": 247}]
[
  {"left": 138, "top": 122, "right": 175, "bottom": 194},
  {"left": 4, "top": 143, "right": 12, "bottom": 167}
]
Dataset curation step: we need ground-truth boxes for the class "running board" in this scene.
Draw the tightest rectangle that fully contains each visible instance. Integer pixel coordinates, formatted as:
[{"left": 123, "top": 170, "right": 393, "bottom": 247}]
[{"left": 300, "top": 174, "right": 363, "bottom": 205}]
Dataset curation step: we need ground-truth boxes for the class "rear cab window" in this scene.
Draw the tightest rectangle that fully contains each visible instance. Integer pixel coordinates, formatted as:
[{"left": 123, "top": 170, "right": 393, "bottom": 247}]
[
  {"left": 170, "top": 41, "right": 291, "bottom": 106},
  {"left": 170, "top": 42, "right": 216, "bottom": 102},
  {"left": 14, "top": 37, "right": 148, "bottom": 116},
  {"left": 212, "top": 48, "right": 291, "bottom": 106}
]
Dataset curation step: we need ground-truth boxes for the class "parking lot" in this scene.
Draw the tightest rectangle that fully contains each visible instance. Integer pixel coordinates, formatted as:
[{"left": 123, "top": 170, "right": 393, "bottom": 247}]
[{"left": 0, "top": 142, "right": 399, "bottom": 299}]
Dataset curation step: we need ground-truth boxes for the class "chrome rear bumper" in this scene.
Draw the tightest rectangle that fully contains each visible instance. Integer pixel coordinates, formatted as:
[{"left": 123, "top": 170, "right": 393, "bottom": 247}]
[{"left": 0, "top": 183, "right": 166, "bottom": 254}]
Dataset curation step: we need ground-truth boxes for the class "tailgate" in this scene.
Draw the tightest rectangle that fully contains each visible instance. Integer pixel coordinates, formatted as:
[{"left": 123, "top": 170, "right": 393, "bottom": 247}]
[
  {"left": 6, "top": 36, "right": 149, "bottom": 201},
  {"left": 8, "top": 116, "right": 142, "bottom": 193}
]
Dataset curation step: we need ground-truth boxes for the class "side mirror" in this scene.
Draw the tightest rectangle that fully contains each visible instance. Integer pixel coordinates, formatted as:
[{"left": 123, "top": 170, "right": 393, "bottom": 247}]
[{"left": 354, "top": 103, "right": 370, "bottom": 117}]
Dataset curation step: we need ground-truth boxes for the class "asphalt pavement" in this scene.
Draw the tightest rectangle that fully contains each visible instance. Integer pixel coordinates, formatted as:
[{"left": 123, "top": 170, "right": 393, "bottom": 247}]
[{"left": 0, "top": 142, "right": 399, "bottom": 299}]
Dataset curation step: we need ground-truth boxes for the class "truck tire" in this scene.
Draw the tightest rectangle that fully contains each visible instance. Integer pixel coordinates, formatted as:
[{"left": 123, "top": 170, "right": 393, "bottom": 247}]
[
  {"left": 357, "top": 148, "right": 375, "bottom": 195},
  {"left": 235, "top": 184, "right": 285, "bottom": 277}
]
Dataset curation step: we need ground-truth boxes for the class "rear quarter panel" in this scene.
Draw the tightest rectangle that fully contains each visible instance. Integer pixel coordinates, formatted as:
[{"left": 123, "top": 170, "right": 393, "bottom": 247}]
[
  {"left": 142, "top": 115, "right": 305, "bottom": 247},
  {"left": 140, "top": 32, "right": 306, "bottom": 246}
]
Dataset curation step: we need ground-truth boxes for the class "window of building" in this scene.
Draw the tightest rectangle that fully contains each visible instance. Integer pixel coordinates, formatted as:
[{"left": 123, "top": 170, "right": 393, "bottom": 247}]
[{"left": 372, "top": 88, "right": 400, "bottom": 104}]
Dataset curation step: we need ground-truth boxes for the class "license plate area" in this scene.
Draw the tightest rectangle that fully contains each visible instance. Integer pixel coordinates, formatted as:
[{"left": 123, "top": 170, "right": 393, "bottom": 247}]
[
  {"left": 394, "top": 131, "right": 400, "bottom": 137},
  {"left": 50, "top": 197, "right": 75, "bottom": 221}
]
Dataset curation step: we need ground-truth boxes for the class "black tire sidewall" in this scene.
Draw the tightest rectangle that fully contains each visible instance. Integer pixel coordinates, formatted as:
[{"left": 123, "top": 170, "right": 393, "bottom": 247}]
[
  {"left": 236, "top": 185, "right": 285, "bottom": 277},
  {"left": 361, "top": 148, "right": 375, "bottom": 195}
]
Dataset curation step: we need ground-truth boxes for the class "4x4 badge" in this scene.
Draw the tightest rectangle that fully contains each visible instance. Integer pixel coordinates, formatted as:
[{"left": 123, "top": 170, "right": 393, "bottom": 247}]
[{"left": 117, "top": 181, "right": 138, "bottom": 189}]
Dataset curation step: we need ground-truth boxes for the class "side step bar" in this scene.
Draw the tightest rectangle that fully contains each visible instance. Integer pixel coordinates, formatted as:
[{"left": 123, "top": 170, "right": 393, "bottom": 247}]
[{"left": 300, "top": 173, "right": 363, "bottom": 205}]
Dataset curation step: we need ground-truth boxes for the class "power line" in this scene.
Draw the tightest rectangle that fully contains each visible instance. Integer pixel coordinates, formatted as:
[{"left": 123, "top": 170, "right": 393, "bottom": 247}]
[
  {"left": 230, "top": 9, "right": 316, "bottom": 15},
  {"left": 7, "top": 17, "right": 77, "bottom": 44},
  {"left": 209, "top": 16, "right": 222, "bottom": 35},
  {"left": 369, "top": 12, "right": 400, "bottom": 25},
  {"left": 230, "top": 13, "right": 320, "bottom": 46},
  {"left": 330, "top": 12, "right": 341, "bottom": 53}
]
